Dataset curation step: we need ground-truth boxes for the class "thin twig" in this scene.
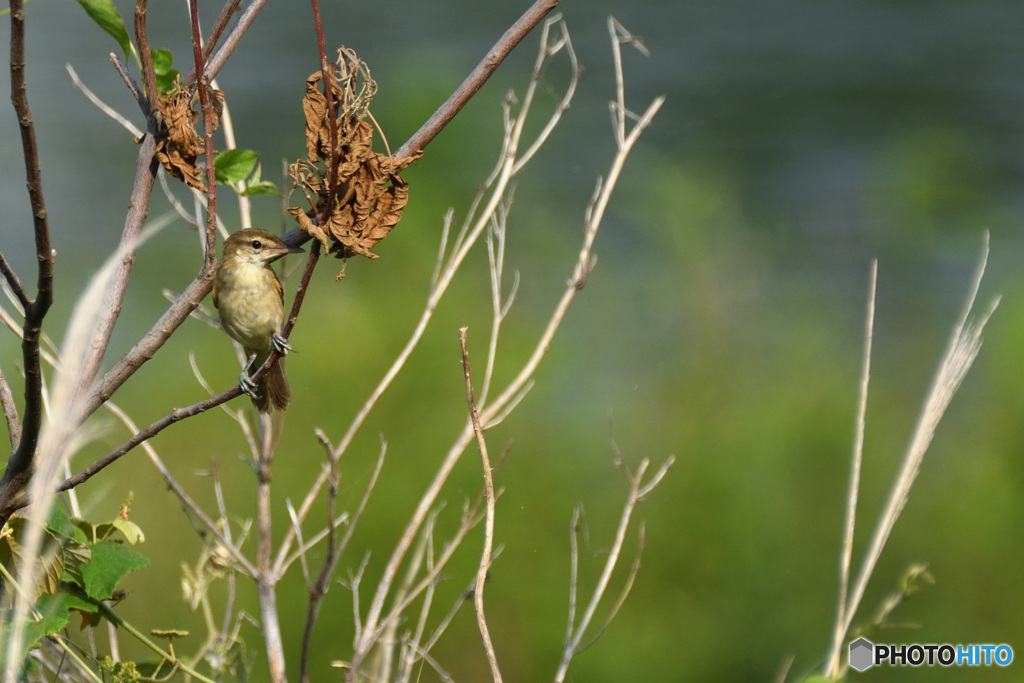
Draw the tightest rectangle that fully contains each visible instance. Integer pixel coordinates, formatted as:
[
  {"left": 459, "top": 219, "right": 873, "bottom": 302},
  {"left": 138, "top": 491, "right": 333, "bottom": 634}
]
[
  {"left": 395, "top": 0, "right": 560, "bottom": 158},
  {"left": 345, "top": 26, "right": 578, "bottom": 675},
  {"left": 57, "top": 387, "right": 241, "bottom": 492},
  {"left": 297, "top": 441, "right": 387, "bottom": 683},
  {"left": 204, "top": 0, "right": 269, "bottom": 81},
  {"left": 189, "top": 0, "right": 219, "bottom": 262},
  {"left": 255, "top": 412, "right": 286, "bottom": 683},
  {"left": 182, "top": 0, "right": 242, "bottom": 86},
  {"left": 309, "top": 0, "right": 343, "bottom": 226},
  {"left": 553, "top": 456, "right": 673, "bottom": 683},
  {"left": 67, "top": 63, "right": 143, "bottom": 137},
  {"left": 110, "top": 52, "right": 149, "bottom": 116},
  {"left": 459, "top": 328, "right": 503, "bottom": 683},
  {"left": 0, "top": 366, "right": 20, "bottom": 450},
  {"left": 0, "top": 251, "right": 29, "bottom": 309},
  {"left": 134, "top": 0, "right": 158, "bottom": 114}
]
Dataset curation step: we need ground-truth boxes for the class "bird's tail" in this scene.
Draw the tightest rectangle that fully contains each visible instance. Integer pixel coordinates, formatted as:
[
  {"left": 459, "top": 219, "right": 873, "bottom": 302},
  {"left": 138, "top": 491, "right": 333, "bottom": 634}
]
[{"left": 254, "top": 357, "right": 291, "bottom": 413}]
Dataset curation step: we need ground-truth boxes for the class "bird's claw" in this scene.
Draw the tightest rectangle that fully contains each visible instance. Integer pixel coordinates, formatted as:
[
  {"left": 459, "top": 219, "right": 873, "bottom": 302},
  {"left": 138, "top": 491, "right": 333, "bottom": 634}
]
[
  {"left": 271, "top": 332, "right": 293, "bottom": 355},
  {"left": 238, "top": 371, "right": 259, "bottom": 399},
  {"left": 238, "top": 354, "right": 260, "bottom": 399}
]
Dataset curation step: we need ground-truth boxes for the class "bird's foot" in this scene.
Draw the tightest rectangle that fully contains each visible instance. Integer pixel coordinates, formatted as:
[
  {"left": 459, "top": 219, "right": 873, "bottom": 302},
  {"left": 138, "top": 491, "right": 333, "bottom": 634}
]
[
  {"left": 239, "top": 354, "right": 260, "bottom": 399},
  {"left": 271, "top": 332, "right": 293, "bottom": 355}
]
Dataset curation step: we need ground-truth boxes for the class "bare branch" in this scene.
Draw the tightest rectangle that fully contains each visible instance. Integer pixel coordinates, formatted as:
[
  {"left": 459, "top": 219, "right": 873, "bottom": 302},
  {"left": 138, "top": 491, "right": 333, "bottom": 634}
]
[
  {"left": 182, "top": 0, "right": 242, "bottom": 86},
  {"left": 459, "top": 328, "right": 502, "bottom": 683},
  {"left": 298, "top": 440, "right": 386, "bottom": 683},
  {"left": 57, "top": 386, "right": 242, "bottom": 493},
  {"left": 396, "top": 0, "right": 560, "bottom": 159},
  {"left": 110, "top": 52, "right": 148, "bottom": 117},
  {"left": 134, "top": 0, "right": 159, "bottom": 113},
  {"left": 67, "top": 63, "right": 143, "bottom": 137},
  {"left": 553, "top": 456, "right": 672, "bottom": 683},
  {"left": 189, "top": 0, "right": 220, "bottom": 262},
  {"left": 205, "top": 0, "right": 269, "bottom": 81},
  {"left": 0, "top": 0, "right": 55, "bottom": 523}
]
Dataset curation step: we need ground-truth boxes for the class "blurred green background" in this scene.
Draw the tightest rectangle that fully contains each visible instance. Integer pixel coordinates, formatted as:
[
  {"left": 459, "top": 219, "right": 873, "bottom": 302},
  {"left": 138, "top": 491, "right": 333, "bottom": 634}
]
[{"left": 2, "top": 0, "right": 1023, "bottom": 680}]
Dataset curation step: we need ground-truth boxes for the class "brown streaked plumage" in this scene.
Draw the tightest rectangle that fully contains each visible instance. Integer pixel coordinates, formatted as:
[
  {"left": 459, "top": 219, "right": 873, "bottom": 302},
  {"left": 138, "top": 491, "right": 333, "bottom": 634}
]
[{"left": 213, "top": 228, "right": 302, "bottom": 412}]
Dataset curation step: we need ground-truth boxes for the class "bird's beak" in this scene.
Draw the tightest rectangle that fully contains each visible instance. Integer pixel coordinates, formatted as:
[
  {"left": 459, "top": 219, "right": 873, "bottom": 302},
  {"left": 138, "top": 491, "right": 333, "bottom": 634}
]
[{"left": 265, "top": 243, "right": 305, "bottom": 262}]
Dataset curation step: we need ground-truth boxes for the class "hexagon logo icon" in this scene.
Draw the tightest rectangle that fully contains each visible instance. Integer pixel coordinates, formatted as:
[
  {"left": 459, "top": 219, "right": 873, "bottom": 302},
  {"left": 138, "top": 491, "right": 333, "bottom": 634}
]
[{"left": 849, "top": 637, "right": 874, "bottom": 672}]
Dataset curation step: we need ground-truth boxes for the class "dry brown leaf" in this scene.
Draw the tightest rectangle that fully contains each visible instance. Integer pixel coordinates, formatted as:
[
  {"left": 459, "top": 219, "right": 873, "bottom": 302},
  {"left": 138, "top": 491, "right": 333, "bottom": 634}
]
[
  {"left": 287, "top": 48, "right": 421, "bottom": 259},
  {"left": 152, "top": 80, "right": 223, "bottom": 192}
]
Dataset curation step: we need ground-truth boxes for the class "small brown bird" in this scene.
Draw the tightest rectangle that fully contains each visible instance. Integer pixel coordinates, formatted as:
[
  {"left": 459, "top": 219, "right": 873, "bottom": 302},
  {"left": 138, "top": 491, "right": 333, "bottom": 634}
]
[{"left": 213, "top": 228, "right": 303, "bottom": 412}]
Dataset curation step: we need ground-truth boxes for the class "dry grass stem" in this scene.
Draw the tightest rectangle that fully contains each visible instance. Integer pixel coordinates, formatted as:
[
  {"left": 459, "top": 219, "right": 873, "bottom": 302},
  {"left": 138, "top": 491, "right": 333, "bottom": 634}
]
[
  {"left": 825, "top": 260, "right": 877, "bottom": 676},
  {"left": 824, "top": 233, "right": 998, "bottom": 677}
]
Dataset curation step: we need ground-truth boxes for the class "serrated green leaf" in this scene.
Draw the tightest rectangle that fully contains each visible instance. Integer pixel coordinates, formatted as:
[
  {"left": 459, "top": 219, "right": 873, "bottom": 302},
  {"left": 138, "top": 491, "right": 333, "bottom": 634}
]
[
  {"left": 60, "top": 539, "right": 92, "bottom": 589},
  {"left": 57, "top": 590, "right": 97, "bottom": 614},
  {"left": 81, "top": 542, "right": 149, "bottom": 601},
  {"left": 215, "top": 149, "right": 260, "bottom": 184},
  {"left": 72, "top": 0, "right": 131, "bottom": 61}
]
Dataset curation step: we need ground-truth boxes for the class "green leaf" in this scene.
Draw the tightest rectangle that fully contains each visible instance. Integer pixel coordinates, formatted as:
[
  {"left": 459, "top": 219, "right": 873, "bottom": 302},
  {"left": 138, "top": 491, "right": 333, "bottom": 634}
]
[
  {"left": 81, "top": 542, "right": 149, "bottom": 601},
  {"left": 0, "top": 595, "right": 70, "bottom": 668},
  {"left": 112, "top": 518, "right": 146, "bottom": 545},
  {"left": 215, "top": 151, "right": 282, "bottom": 197},
  {"left": 215, "top": 149, "right": 260, "bottom": 184},
  {"left": 0, "top": 518, "right": 66, "bottom": 600},
  {"left": 240, "top": 180, "right": 283, "bottom": 198},
  {"left": 46, "top": 506, "right": 78, "bottom": 541},
  {"left": 72, "top": 0, "right": 131, "bottom": 61},
  {"left": 151, "top": 48, "right": 181, "bottom": 94}
]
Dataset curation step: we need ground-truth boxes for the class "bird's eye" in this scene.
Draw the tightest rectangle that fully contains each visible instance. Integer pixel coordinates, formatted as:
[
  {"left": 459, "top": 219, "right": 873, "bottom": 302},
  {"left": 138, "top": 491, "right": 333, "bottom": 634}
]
[{"left": 250, "top": 240, "right": 262, "bottom": 250}]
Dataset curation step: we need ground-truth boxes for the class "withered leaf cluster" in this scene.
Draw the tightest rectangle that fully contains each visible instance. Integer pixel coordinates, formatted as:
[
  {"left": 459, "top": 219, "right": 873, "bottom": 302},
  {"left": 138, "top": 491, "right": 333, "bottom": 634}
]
[
  {"left": 288, "top": 48, "right": 421, "bottom": 259},
  {"left": 153, "top": 79, "right": 224, "bottom": 192}
]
